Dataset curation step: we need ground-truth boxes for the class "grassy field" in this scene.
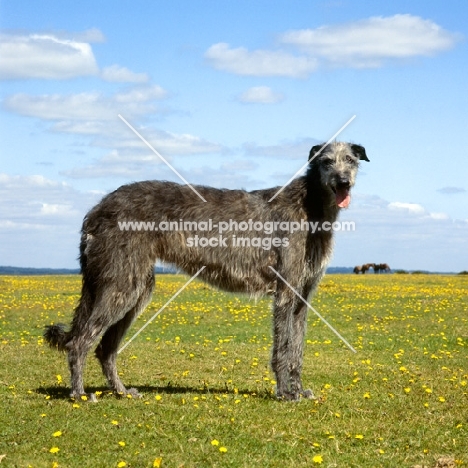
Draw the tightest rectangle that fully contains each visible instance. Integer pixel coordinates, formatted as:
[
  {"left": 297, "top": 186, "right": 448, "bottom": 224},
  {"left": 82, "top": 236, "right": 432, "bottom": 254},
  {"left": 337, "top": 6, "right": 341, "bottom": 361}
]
[{"left": 0, "top": 273, "right": 467, "bottom": 467}]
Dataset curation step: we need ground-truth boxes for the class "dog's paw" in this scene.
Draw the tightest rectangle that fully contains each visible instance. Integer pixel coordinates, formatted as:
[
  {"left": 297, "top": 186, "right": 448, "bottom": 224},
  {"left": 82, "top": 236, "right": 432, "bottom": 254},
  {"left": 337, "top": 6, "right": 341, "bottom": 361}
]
[
  {"left": 276, "top": 391, "right": 301, "bottom": 402},
  {"left": 70, "top": 392, "right": 98, "bottom": 403},
  {"left": 126, "top": 387, "right": 143, "bottom": 399},
  {"left": 301, "top": 389, "right": 316, "bottom": 400}
]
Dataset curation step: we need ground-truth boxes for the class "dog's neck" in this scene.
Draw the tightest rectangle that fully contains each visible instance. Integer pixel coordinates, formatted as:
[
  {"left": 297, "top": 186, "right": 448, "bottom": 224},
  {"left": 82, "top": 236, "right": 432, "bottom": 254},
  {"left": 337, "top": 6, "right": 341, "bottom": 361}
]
[{"left": 302, "top": 166, "right": 339, "bottom": 223}]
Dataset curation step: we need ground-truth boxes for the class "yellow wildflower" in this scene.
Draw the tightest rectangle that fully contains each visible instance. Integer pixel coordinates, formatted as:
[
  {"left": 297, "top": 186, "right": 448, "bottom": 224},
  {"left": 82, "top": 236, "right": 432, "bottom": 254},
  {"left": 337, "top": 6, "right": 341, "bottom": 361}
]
[{"left": 312, "top": 454, "right": 323, "bottom": 464}]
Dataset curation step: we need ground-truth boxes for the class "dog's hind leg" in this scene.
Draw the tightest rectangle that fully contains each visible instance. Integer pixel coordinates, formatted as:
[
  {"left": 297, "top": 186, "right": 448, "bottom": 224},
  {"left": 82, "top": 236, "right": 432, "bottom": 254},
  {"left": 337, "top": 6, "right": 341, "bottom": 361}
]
[
  {"left": 95, "top": 272, "right": 155, "bottom": 398},
  {"left": 67, "top": 328, "right": 103, "bottom": 402},
  {"left": 66, "top": 281, "right": 143, "bottom": 401}
]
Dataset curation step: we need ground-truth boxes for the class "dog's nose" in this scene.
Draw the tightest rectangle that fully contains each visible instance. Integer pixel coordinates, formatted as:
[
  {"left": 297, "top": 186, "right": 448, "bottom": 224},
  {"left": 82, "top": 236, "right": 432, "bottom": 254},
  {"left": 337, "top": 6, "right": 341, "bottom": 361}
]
[{"left": 336, "top": 178, "right": 350, "bottom": 188}]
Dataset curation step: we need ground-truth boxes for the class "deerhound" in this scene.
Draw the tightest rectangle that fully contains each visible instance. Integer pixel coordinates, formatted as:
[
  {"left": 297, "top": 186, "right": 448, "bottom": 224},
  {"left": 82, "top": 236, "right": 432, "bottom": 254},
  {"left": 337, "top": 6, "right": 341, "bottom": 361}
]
[{"left": 44, "top": 141, "right": 369, "bottom": 401}]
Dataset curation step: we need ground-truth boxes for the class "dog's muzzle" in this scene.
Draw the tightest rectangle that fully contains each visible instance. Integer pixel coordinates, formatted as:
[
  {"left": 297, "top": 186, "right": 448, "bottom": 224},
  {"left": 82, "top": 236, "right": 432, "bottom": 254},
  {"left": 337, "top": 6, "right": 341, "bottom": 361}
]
[{"left": 332, "top": 179, "right": 351, "bottom": 208}]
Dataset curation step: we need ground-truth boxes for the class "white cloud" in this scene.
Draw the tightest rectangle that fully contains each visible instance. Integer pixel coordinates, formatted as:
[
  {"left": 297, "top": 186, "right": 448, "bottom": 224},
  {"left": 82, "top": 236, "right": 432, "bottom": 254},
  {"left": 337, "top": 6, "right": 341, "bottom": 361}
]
[
  {"left": 280, "top": 14, "right": 461, "bottom": 68},
  {"left": 205, "top": 15, "right": 461, "bottom": 77},
  {"left": 387, "top": 201, "right": 452, "bottom": 221},
  {"left": 0, "top": 172, "right": 105, "bottom": 267},
  {"left": 40, "top": 203, "right": 77, "bottom": 216},
  {"left": 0, "top": 31, "right": 151, "bottom": 83},
  {"left": 205, "top": 42, "right": 317, "bottom": 78},
  {"left": 0, "top": 32, "right": 99, "bottom": 79},
  {"left": 3, "top": 85, "right": 168, "bottom": 121},
  {"left": 62, "top": 128, "right": 225, "bottom": 179},
  {"left": 101, "top": 65, "right": 149, "bottom": 83},
  {"left": 429, "top": 212, "right": 450, "bottom": 220},
  {"left": 388, "top": 201, "right": 426, "bottom": 215},
  {"left": 0, "top": 173, "right": 98, "bottom": 225},
  {"left": 4, "top": 84, "right": 225, "bottom": 179},
  {"left": 238, "top": 86, "right": 284, "bottom": 104}
]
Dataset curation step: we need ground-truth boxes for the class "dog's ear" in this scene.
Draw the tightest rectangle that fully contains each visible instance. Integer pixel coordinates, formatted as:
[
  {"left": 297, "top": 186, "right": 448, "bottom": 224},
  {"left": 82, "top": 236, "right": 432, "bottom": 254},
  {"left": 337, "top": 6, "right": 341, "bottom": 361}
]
[
  {"left": 351, "top": 144, "right": 369, "bottom": 162},
  {"left": 309, "top": 144, "right": 326, "bottom": 161}
]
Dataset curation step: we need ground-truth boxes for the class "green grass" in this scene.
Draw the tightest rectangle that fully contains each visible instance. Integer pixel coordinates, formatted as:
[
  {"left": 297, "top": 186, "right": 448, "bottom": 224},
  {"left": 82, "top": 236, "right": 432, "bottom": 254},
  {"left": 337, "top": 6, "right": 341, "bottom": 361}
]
[{"left": 0, "top": 274, "right": 467, "bottom": 467}]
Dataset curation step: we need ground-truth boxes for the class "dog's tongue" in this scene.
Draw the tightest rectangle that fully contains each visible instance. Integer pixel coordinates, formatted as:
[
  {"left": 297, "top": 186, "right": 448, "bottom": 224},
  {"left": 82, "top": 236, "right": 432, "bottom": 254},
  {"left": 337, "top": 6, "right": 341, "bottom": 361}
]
[{"left": 335, "top": 187, "right": 351, "bottom": 208}]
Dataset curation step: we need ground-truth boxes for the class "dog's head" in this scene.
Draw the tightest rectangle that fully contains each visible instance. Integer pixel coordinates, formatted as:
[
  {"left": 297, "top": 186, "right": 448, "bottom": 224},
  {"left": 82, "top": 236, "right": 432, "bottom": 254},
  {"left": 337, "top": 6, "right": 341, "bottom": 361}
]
[{"left": 308, "top": 142, "right": 369, "bottom": 208}]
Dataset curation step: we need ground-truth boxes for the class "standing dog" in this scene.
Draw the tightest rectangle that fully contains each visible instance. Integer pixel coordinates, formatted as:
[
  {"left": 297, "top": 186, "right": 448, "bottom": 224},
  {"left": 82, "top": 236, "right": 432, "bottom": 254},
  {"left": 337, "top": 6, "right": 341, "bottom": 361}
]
[{"left": 44, "top": 141, "right": 369, "bottom": 401}]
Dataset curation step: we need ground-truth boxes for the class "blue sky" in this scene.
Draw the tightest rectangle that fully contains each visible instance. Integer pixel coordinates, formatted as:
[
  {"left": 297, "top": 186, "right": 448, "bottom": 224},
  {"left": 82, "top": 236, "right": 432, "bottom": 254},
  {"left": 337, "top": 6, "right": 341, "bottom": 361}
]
[{"left": 0, "top": 0, "right": 467, "bottom": 271}]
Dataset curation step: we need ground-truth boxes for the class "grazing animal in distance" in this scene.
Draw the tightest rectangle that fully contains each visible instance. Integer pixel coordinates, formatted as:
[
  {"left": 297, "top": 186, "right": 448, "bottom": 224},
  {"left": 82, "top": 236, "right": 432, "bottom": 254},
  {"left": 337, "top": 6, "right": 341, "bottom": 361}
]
[
  {"left": 374, "top": 263, "right": 391, "bottom": 273},
  {"left": 361, "top": 263, "right": 374, "bottom": 274}
]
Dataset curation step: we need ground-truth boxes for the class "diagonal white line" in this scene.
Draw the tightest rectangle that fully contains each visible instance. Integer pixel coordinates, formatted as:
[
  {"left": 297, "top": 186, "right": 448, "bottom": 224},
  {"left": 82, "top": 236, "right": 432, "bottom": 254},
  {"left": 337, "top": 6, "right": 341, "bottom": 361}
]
[
  {"left": 269, "top": 266, "right": 356, "bottom": 353},
  {"left": 268, "top": 115, "right": 356, "bottom": 203},
  {"left": 118, "top": 266, "right": 206, "bottom": 354},
  {"left": 118, "top": 114, "right": 207, "bottom": 203}
]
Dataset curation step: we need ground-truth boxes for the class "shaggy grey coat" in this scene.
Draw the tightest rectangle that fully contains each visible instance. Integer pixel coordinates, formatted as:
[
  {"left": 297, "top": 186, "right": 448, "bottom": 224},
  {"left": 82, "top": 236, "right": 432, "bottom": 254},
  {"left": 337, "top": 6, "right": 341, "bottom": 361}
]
[{"left": 44, "top": 141, "right": 369, "bottom": 401}]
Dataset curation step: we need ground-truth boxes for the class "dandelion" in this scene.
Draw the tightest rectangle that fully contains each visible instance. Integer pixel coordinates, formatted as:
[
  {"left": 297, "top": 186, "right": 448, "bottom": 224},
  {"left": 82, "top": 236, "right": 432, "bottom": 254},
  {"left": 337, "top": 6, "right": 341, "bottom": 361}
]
[
  {"left": 111, "top": 420, "right": 119, "bottom": 425},
  {"left": 49, "top": 447, "right": 60, "bottom": 454},
  {"left": 355, "top": 434, "right": 364, "bottom": 439},
  {"left": 52, "top": 431, "right": 62, "bottom": 437},
  {"left": 211, "top": 439, "right": 220, "bottom": 446},
  {"left": 117, "top": 462, "right": 127, "bottom": 468},
  {"left": 363, "top": 392, "right": 371, "bottom": 399},
  {"left": 118, "top": 441, "right": 126, "bottom": 447},
  {"left": 404, "top": 387, "right": 411, "bottom": 394},
  {"left": 438, "top": 396, "right": 446, "bottom": 402},
  {"left": 155, "top": 395, "right": 162, "bottom": 401},
  {"left": 153, "top": 458, "right": 162, "bottom": 467},
  {"left": 312, "top": 454, "right": 323, "bottom": 464},
  {"left": 219, "top": 447, "right": 227, "bottom": 453}
]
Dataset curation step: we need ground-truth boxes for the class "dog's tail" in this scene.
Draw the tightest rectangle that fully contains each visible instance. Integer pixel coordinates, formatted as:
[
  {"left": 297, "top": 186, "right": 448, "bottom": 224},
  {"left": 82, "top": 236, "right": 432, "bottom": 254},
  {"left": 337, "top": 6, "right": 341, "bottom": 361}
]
[{"left": 44, "top": 323, "right": 70, "bottom": 351}]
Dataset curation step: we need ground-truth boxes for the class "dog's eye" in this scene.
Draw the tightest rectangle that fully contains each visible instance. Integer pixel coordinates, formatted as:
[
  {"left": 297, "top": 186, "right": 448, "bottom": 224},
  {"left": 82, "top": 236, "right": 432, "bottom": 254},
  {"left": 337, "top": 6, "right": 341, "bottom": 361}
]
[{"left": 346, "top": 155, "right": 356, "bottom": 164}]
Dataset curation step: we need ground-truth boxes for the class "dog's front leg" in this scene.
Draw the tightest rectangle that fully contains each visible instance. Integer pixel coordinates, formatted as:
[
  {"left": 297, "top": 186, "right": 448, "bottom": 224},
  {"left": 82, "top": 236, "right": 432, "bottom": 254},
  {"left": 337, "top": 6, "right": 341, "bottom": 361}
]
[
  {"left": 271, "top": 286, "right": 297, "bottom": 400},
  {"left": 289, "top": 300, "right": 315, "bottom": 400}
]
